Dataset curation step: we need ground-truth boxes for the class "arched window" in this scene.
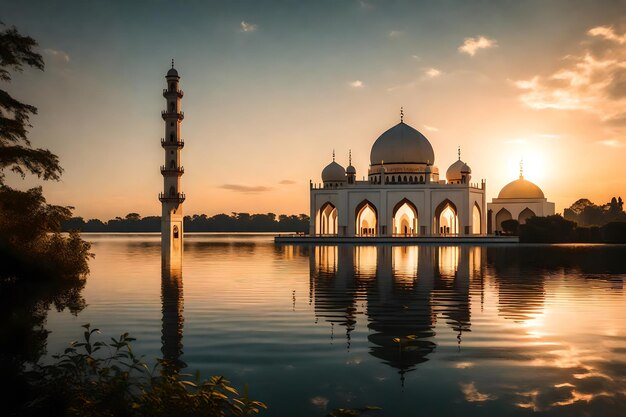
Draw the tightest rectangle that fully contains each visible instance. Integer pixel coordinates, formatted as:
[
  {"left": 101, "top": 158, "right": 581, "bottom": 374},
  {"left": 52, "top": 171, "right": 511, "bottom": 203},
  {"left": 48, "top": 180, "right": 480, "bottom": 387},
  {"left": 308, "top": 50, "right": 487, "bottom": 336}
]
[
  {"left": 392, "top": 176, "right": 396, "bottom": 183},
  {"left": 495, "top": 208, "right": 512, "bottom": 232},
  {"left": 404, "top": 176, "right": 407, "bottom": 182},
  {"left": 317, "top": 202, "right": 338, "bottom": 235},
  {"left": 170, "top": 102, "right": 175, "bottom": 111},
  {"left": 356, "top": 200, "right": 378, "bottom": 236},
  {"left": 173, "top": 225, "right": 179, "bottom": 239},
  {"left": 170, "top": 160, "right": 175, "bottom": 169},
  {"left": 169, "top": 186, "right": 175, "bottom": 196},
  {"left": 518, "top": 208, "right": 536, "bottom": 225},
  {"left": 170, "top": 82, "right": 175, "bottom": 91},
  {"left": 434, "top": 200, "right": 459, "bottom": 235},
  {"left": 420, "top": 175, "right": 424, "bottom": 183},
  {"left": 170, "top": 133, "right": 174, "bottom": 142},
  {"left": 472, "top": 203, "right": 481, "bottom": 234},
  {"left": 393, "top": 198, "right": 418, "bottom": 236}
]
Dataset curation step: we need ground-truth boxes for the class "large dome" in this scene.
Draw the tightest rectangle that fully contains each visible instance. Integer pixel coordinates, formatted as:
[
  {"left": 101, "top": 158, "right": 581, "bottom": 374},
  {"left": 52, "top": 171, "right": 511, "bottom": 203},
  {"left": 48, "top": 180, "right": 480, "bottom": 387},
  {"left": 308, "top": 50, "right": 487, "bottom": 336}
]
[
  {"left": 370, "top": 122, "right": 435, "bottom": 166},
  {"left": 321, "top": 161, "right": 346, "bottom": 183},
  {"left": 498, "top": 177, "right": 545, "bottom": 199}
]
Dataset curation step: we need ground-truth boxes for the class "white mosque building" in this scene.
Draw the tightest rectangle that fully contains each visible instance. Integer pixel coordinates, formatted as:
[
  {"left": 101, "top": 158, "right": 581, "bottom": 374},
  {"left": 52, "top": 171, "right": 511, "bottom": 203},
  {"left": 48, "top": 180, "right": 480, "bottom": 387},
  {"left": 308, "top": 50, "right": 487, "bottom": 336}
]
[
  {"left": 310, "top": 114, "right": 487, "bottom": 237},
  {"left": 487, "top": 164, "right": 555, "bottom": 233},
  {"left": 309, "top": 113, "right": 554, "bottom": 238}
]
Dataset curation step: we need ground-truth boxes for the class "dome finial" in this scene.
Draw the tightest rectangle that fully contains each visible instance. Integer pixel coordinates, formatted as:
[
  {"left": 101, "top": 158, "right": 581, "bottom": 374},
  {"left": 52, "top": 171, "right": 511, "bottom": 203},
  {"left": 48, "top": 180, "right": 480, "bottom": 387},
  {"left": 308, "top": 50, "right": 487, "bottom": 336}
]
[
  {"left": 520, "top": 159, "right": 524, "bottom": 178},
  {"left": 458, "top": 146, "right": 461, "bottom": 160},
  {"left": 171, "top": 58, "right": 174, "bottom": 69},
  {"left": 332, "top": 149, "right": 335, "bottom": 162},
  {"left": 349, "top": 149, "right": 352, "bottom": 165},
  {"left": 400, "top": 106, "right": 404, "bottom": 123}
]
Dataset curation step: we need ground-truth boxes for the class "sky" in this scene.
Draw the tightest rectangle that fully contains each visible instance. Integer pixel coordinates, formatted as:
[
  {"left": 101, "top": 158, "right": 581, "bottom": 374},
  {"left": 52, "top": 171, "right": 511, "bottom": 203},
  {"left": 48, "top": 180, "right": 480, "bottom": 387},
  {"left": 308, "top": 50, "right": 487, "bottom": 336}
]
[{"left": 3, "top": 0, "right": 626, "bottom": 219}]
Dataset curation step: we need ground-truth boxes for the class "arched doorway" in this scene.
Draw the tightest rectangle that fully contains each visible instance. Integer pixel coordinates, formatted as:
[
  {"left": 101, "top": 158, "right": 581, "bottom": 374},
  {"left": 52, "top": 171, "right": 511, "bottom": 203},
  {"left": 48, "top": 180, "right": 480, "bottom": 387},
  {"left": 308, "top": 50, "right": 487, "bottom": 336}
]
[
  {"left": 518, "top": 207, "right": 535, "bottom": 225},
  {"left": 317, "top": 202, "right": 338, "bottom": 235},
  {"left": 472, "top": 203, "right": 481, "bottom": 235},
  {"left": 392, "top": 198, "right": 418, "bottom": 236},
  {"left": 495, "top": 208, "right": 512, "bottom": 232},
  {"left": 356, "top": 200, "right": 377, "bottom": 236},
  {"left": 434, "top": 200, "right": 458, "bottom": 235}
]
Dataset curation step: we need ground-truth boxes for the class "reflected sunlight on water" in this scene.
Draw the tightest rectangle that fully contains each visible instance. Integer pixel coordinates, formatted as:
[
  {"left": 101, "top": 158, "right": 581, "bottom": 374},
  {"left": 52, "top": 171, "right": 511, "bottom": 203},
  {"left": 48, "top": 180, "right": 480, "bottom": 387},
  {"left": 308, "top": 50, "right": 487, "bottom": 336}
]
[{"left": 44, "top": 234, "right": 626, "bottom": 417}]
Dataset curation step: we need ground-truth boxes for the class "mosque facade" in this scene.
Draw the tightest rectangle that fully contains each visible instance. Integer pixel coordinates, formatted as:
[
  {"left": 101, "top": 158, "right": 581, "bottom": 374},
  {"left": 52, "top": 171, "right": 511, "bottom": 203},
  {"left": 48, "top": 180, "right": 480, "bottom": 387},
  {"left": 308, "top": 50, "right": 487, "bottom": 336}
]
[
  {"left": 309, "top": 113, "right": 554, "bottom": 237},
  {"left": 310, "top": 115, "right": 487, "bottom": 237}
]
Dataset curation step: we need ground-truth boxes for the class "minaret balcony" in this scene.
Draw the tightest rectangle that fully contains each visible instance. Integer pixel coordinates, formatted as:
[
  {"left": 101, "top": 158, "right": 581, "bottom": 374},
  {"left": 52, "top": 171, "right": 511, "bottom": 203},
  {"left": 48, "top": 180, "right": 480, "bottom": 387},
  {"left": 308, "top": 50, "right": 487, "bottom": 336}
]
[
  {"left": 163, "top": 88, "right": 184, "bottom": 98},
  {"left": 159, "top": 192, "right": 186, "bottom": 203},
  {"left": 160, "top": 165, "right": 184, "bottom": 175},
  {"left": 161, "top": 138, "right": 185, "bottom": 148},
  {"left": 161, "top": 110, "right": 184, "bottom": 120}
]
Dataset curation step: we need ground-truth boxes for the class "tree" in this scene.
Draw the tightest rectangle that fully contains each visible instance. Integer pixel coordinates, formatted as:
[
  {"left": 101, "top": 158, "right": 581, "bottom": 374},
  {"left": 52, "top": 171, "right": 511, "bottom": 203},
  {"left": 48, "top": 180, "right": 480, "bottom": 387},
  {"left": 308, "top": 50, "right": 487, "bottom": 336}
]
[
  {"left": 0, "top": 23, "right": 62, "bottom": 184},
  {"left": 0, "top": 23, "right": 92, "bottom": 282},
  {"left": 125, "top": 212, "right": 141, "bottom": 221},
  {"left": 500, "top": 219, "right": 519, "bottom": 235}
]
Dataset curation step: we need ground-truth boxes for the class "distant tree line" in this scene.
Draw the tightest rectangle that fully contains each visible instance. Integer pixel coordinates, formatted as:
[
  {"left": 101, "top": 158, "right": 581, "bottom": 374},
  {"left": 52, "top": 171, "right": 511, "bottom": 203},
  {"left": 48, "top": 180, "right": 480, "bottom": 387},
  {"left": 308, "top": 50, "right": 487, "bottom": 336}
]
[
  {"left": 62, "top": 212, "right": 310, "bottom": 233},
  {"left": 497, "top": 197, "right": 626, "bottom": 243},
  {"left": 564, "top": 197, "right": 626, "bottom": 226}
]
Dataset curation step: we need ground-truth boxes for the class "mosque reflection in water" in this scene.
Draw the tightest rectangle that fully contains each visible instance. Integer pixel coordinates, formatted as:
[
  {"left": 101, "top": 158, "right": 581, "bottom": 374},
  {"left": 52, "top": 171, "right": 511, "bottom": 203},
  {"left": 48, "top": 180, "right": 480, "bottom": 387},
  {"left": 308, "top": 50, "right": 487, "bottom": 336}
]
[{"left": 312, "top": 245, "right": 486, "bottom": 381}]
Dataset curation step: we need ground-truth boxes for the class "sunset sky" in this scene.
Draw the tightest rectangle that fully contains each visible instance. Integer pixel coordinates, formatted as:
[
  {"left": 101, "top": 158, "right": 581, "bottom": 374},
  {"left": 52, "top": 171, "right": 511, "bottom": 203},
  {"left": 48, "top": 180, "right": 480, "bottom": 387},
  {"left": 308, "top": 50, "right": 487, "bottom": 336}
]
[{"left": 3, "top": 0, "right": 626, "bottom": 219}]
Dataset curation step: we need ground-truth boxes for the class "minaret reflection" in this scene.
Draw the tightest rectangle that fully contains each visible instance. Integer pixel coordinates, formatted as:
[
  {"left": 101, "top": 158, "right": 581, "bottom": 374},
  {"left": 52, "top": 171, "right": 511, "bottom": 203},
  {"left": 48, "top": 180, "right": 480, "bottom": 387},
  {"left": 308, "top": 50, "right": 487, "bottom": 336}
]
[
  {"left": 309, "top": 244, "right": 479, "bottom": 384},
  {"left": 161, "top": 264, "right": 186, "bottom": 372}
]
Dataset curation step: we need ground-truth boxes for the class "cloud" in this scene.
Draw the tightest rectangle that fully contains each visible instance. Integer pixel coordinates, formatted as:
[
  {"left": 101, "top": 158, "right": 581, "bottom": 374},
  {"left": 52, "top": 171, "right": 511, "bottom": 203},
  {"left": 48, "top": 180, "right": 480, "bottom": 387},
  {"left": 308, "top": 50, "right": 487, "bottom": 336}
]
[
  {"left": 515, "top": 26, "right": 626, "bottom": 122},
  {"left": 458, "top": 36, "right": 497, "bottom": 56},
  {"left": 423, "top": 124, "right": 439, "bottom": 132},
  {"left": 424, "top": 67, "right": 441, "bottom": 78},
  {"left": 279, "top": 179, "right": 296, "bottom": 185},
  {"left": 588, "top": 26, "right": 626, "bottom": 44},
  {"left": 460, "top": 382, "right": 497, "bottom": 402},
  {"left": 388, "top": 30, "right": 403, "bottom": 38},
  {"left": 598, "top": 139, "right": 624, "bottom": 147},
  {"left": 349, "top": 80, "right": 364, "bottom": 88},
  {"left": 240, "top": 21, "right": 257, "bottom": 32},
  {"left": 219, "top": 184, "right": 271, "bottom": 193},
  {"left": 411, "top": 54, "right": 421, "bottom": 61},
  {"left": 44, "top": 48, "right": 70, "bottom": 62}
]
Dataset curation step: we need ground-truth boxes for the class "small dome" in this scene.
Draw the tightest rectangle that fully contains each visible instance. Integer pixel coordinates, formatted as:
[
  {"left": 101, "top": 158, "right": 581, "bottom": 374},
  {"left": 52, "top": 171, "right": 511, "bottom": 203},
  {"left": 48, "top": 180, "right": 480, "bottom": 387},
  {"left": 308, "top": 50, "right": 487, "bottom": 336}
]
[
  {"left": 370, "top": 122, "right": 435, "bottom": 166},
  {"left": 498, "top": 177, "right": 545, "bottom": 199},
  {"left": 346, "top": 164, "right": 356, "bottom": 175},
  {"left": 446, "top": 159, "right": 472, "bottom": 182},
  {"left": 167, "top": 67, "right": 179, "bottom": 77},
  {"left": 322, "top": 161, "right": 346, "bottom": 183}
]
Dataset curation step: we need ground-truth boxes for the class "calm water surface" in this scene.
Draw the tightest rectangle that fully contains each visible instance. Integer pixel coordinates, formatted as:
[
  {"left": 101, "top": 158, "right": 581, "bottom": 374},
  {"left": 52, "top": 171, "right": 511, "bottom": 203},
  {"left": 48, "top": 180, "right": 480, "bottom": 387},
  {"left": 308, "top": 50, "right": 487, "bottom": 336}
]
[{"left": 44, "top": 234, "right": 626, "bottom": 416}]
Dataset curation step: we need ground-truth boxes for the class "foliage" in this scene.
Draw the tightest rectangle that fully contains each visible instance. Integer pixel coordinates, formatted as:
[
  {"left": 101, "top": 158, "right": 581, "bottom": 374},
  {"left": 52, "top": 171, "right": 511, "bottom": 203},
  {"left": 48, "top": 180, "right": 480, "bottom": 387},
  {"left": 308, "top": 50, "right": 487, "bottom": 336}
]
[
  {"left": 564, "top": 196, "right": 626, "bottom": 226},
  {"left": 0, "top": 185, "right": 93, "bottom": 282},
  {"left": 26, "top": 325, "right": 267, "bottom": 417},
  {"left": 0, "top": 22, "right": 62, "bottom": 184},
  {"left": 520, "top": 215, "right": 578, "bottom": 243},
  {"left": 0, "top": 23, "right": 92, "bottom": 284},
  {"left": 63, "top": 212, "right": 311, "bottom": 233},
  {"left": 500, "top": 219, "right": 519, "bottom": 235}
]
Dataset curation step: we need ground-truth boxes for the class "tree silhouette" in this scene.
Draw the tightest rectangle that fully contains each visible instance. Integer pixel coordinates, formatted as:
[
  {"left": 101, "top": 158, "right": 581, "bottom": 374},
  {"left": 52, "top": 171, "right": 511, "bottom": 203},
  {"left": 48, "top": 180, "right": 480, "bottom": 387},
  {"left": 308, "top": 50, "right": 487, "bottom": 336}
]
[{"left": 0, "top": 23, "right": 62, "bottom": 184}]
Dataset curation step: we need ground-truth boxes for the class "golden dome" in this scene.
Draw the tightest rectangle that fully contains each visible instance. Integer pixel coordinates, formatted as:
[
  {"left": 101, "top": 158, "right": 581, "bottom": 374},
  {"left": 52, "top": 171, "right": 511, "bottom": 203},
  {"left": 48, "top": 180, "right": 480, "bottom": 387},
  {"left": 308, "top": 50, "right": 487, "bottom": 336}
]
[{"left": 498, "top": 176, "right": 545, "bottom": 199}]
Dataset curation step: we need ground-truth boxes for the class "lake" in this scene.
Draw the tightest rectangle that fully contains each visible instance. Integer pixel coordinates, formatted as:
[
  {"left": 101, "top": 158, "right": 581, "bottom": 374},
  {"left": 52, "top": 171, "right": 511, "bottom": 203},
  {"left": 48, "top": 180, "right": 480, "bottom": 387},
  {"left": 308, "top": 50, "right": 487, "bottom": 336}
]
[{"left": 43, "top": 233, "right": 626, "bottom": 417}]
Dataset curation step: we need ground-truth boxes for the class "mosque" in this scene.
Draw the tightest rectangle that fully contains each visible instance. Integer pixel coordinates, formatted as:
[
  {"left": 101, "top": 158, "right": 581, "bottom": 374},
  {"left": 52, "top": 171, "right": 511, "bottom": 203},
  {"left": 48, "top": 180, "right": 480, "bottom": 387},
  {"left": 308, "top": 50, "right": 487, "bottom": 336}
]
[{"left": 309, "top": 111, "right": 554, "bottom": 237}]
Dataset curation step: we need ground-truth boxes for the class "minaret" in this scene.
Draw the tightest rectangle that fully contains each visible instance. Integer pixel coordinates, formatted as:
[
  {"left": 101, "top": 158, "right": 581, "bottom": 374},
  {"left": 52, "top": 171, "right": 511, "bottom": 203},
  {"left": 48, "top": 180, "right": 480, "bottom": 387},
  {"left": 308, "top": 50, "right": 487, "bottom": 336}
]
[{"left": 159, "top": 60, "right": 185, "bottom": 266}]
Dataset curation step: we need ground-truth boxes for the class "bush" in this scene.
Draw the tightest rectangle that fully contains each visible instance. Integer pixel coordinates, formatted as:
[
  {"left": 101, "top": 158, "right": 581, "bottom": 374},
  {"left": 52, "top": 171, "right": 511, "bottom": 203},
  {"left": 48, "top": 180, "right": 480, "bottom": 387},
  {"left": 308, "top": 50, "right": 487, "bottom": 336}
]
[{"left": 28, "top": 325, "right": 266, "bottom": 417}]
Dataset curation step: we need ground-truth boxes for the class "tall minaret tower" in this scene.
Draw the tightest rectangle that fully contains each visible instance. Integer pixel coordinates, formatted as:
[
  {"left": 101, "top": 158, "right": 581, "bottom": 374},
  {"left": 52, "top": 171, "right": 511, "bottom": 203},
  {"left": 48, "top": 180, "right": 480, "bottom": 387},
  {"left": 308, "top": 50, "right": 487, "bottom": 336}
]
[{"left": 159, "top": 60, "right": 185, "bottom": 266}]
